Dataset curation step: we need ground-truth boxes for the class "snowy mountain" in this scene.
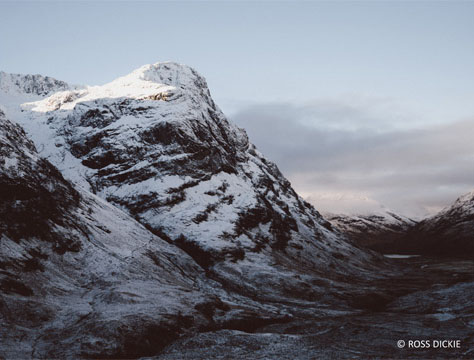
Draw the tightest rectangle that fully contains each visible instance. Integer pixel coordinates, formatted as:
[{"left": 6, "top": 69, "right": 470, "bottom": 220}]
[
  {"left": 404, "top": 191, "right": 474, "bottom": 257},
  {"left": 326, "top": 210, "right": 418, "bottom": 252},
  {"left": 327, "top": 192, "right": 474, "bottom": 258},
  {"left": 1, "top": 63, "right": 473, "bottom": 359},
  {"left": 0, "top": 108, "right": 223, "bottom": 358},
  {"left": 0, "top": 71, "right": 73, "bottom": 97},
  {"left": 0, "top": 62, "right": 381, "bottom": 304}
]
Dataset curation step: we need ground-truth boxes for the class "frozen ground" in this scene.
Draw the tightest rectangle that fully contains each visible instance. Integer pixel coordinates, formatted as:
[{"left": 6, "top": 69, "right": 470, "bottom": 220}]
[{"left": 156, "top": 257, "right": 474, "bottom": 359}]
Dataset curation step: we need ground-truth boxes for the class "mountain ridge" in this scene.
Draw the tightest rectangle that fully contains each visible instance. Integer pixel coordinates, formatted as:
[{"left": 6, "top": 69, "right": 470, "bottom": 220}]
[
  {"left": 325, "top": 208, "right": 418, "bottom": 252},
  {"left": 0, "top": 62, "right": 383, "bottom": 313},
  {"left": 326, "top": 193, "right": 474, "bottom": 258},
  {"left": 405, "top": 190, "right": 474, "bottom": 257}
]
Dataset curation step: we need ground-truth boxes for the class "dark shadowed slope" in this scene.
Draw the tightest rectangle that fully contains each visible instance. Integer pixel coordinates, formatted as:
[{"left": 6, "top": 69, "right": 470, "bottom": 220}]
[
  {"left": 326, "top": 210, "right": 417, "bottom": 253},
  {"left": 404, "top": 191, "right": 474, "bottom": 258},
  {"left": 327, "top": 194, "right": 474, "bottom": 259},
  {"left": 0, "top": 109, "right": 223, "bottom": 358}
]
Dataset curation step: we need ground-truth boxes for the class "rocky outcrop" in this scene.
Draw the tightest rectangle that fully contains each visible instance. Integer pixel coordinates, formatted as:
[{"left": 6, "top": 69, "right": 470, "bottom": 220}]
[{"left": 0, "top": 109, "right": 221, "bottom": 358}]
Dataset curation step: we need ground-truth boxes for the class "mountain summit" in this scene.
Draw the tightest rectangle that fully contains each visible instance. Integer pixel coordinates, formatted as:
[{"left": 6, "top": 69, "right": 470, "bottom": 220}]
[{"left": 1, "top": 62, "right": 379, "bottom": 305}]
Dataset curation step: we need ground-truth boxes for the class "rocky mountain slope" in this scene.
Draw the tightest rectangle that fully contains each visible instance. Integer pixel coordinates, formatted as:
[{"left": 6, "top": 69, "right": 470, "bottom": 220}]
[
  {"left": 0, "top": 108, "right": 231, "bottom": 358},
  {"left": 403, "top": 191, "right": 474, "bottom": 258},
  {"left": 0, "top": 71, "right": 73, "bottom": 97},
  {"left": 1, "top": 63, "right": 382, "bottom": 308},
  {"left": 1, "top": 64, "right": 473, "bottom": 358},
  {"left": 327, "top": 193, "right": 474, "bottom": 258},
  {"left": 326, "top": 210, "right": 418, "bottom": 253}
]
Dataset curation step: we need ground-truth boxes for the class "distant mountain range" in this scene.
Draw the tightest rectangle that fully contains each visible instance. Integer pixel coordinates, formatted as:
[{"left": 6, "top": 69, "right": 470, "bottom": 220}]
[
  {"left": 326, "top": 193, "right": 474, "bottom": 258},
  {"left": 325, "top": 210, "right": 418, "bottom": 250}
]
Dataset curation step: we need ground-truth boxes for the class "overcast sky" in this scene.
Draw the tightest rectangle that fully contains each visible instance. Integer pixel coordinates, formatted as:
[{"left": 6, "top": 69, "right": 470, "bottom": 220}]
[{"left": 1, "top": 1, "right": 473, "bottom": 217}]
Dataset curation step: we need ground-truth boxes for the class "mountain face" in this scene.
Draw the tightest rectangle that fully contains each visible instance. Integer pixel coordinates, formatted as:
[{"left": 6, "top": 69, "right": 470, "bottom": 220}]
[
  {"left": 0, "top": 108, "right": 232, "bottom": 358},
  {"left": 327, "top": 193, "right": 474, "bottom": 258},
  {"left": 0, "top": 71, "right": 72, "bottom": 97},
  {"left": 0, "top": 63, "right": 388, "bottom": 357},
  {"left": 403, "top": 191, "right": 474, "bottom": 258},
  {"left": 326, "top": 211, "right": 418, "bottom": 253},
  {"left": 1, "top": 62, "right": 381, "bottom": 307}
]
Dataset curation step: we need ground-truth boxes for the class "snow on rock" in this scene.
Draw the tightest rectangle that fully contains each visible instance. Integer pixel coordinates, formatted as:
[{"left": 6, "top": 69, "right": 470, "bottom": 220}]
[
  {"left": 0, "top": 71, "right": 73, "bottom": 98},
  {"left": 1, "top": 62, "right": 382, "bottom": 313},
  {"left": 327, "top": 191, "right": 474, "bottom": 258},
  {"left": 406, "top": 190, "right": 474, "bottom": 257},
  {"left": 0, "top": 109, "right": 225, "bottom": 358},
  {"left": 325, "top": 209, "right": 418, "bottom": 252},
  {"left": 3, "top": 62, "right": 473, "bottom": 358}
]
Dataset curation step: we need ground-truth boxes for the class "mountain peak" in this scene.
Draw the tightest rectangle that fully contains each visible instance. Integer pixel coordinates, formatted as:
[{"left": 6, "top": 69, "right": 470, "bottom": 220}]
[
  {"left": 3, "top": 62, "right": 377, "bottom": 286},
  {"left": 432, "top": 189, "right": 474, "bottom": 220},
  {"left": 103, "top": 61, "right": 210, "bottom": 97},
  {"left": 456, "top": 189, "right": 474, "bottom": 204},
  {"left": 21, "top": 61, "right": 215, "bottom": 114},
  {"left": 127, "top": 62, "right": 204, "bottom": 87}
]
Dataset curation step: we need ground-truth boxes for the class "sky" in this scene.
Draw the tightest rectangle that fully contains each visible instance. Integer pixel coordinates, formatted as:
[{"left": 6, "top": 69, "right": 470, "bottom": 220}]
[{"left": 1, "top": 1, "right": 473, "bottom": 217}]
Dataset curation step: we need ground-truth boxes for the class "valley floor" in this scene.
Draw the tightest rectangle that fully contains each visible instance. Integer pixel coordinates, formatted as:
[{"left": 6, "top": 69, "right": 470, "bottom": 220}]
[{"left": 156, "top": 257, "right": 474, "bottom": 359}]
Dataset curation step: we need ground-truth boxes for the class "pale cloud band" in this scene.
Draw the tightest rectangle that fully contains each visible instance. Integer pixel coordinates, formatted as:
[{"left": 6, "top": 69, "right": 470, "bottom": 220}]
[{"left": 231, "top": 101, "right": 474, "bottom": 218}]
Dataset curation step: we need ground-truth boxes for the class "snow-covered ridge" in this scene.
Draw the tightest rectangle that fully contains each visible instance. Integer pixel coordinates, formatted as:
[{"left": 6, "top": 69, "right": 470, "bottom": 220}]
[
  {"left": 326, "top": 210, "right": 417, "bottom": 232},
  {"left": 396, "top": 190, "right": 474, "bottom": 258},
  {"left": 325, "top": 208, "right": 418, "bottom": 251},
  {"left": 25, "top": 62, "right": 215, "bottom": 113},
  {"left": 1, "top": 62, "right": 381, "bottom": 310},
  {"left": 433, "top": 190, "right": 474, "bottom": 219},
  {"left": 0, "top": 71, "right": 71, "bottom": 96},
  {"left": 326, "top": 191, "right": 474, "bottom": 257}
]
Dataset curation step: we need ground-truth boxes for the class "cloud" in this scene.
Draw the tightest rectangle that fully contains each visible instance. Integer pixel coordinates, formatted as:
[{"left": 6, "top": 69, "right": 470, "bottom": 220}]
[{"left": 231, "top": 100, "right": 474, "bottom": 218}]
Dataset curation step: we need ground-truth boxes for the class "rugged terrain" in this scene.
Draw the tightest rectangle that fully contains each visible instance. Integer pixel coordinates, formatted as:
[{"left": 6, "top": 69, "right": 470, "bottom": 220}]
[
  {"left": 157, "top": 256, "right": 474, "bottom": 359},
  {"left": 0, "top": 64, "right": 385, "bottom": 358},
  {"left": 326, "top": 210, "right": 417, "bottom": 252},
  {"left": 0, "top": 109, "right": 223, "bottom": 358},
  {"left": 328, "top": 193, "right": 474, "bottom": 258},
  {"left": 0, "top": 63, "right": 473, "bottom": 358},
  {"left": 403, "top": 191, "right": 474, "bottom": 258},
  {"left": 1, "top": 63, "right": 383, "bottom": 307}
]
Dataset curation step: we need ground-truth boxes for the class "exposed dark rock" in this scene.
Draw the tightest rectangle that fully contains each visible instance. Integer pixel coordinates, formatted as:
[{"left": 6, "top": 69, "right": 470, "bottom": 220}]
[{"left": 2, "top": 64, "right": 472, "bottom": 359}]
